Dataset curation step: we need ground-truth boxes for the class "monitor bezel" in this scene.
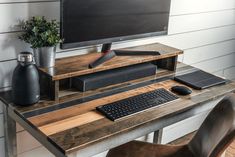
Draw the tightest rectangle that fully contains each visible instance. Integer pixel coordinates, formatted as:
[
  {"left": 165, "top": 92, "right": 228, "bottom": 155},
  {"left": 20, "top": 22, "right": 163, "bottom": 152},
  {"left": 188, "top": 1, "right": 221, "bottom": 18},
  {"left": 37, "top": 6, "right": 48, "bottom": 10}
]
[{"left": 60, "top": 0, "right": 169, "bottom": 50}]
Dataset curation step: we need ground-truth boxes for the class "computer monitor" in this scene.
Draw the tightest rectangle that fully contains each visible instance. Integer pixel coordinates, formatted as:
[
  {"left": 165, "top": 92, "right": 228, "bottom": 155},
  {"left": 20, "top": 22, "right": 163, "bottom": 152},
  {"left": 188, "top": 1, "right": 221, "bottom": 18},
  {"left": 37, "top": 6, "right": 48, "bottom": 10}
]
[{"left": 60, "top": 0, "right": 171, "bottom": 49}]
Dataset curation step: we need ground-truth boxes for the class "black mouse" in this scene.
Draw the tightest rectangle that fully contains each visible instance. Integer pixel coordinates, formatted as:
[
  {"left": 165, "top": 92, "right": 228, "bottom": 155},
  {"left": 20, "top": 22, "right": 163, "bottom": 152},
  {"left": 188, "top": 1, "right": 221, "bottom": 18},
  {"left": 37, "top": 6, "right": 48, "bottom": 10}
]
[{"left": 171, "top": 86, "right": 192, "bottom": 95}]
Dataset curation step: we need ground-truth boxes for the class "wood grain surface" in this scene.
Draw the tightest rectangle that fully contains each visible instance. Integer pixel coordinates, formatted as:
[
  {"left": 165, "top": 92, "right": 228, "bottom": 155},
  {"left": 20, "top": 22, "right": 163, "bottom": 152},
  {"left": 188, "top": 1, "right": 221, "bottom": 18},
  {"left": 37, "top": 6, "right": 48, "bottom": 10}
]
[
  {"left": 28, "top": 79, "right": 200, "bottom": 128},
  {"left": 28, "top": 79, "right": 235, "bottom": 154},
  {"left": 38, "top": 111, "right": 103, "bottom": 135},
  {"left": 39, "top": 43, "right": 183, "bottom": 81},
  {"left": 1, "top": 62, "right": 235, "bottom": 156},
  {"left": 11, "top": 62, "right": 193, "bottom": 115}
]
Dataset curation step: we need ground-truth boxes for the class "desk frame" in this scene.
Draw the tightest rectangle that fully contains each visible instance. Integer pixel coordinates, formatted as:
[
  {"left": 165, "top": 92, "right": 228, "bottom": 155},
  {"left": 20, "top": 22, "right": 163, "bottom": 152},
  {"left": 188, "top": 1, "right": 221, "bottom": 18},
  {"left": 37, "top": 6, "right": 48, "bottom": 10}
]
[
  {"left": 3, "top": 97, "right": 222, "bottom": 157},
  {"left": 4, "top": 106, "right": 17, "bottom": 157}
]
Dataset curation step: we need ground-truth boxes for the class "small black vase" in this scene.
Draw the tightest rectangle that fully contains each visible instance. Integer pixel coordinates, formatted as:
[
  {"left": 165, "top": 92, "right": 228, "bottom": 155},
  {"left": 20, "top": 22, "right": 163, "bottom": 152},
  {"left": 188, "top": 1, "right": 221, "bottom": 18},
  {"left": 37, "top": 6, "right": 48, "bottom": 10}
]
[{"left": 12, "top": 52, "right": 40, "bottom": 106}]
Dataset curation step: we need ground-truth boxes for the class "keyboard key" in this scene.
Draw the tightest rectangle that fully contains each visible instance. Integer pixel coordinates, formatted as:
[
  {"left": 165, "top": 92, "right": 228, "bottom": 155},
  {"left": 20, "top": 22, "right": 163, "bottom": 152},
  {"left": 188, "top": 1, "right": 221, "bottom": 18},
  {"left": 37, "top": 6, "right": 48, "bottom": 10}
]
[{"left": 96, "top": 88, "right": 179, "bottom": 121}]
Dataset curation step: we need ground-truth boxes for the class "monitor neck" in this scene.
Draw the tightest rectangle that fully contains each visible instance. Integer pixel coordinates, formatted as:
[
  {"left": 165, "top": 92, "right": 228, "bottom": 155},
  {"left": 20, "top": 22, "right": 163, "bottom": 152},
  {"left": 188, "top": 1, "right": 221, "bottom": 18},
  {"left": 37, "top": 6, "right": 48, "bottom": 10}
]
[{"left": 101, "top": 43, "right": 112, "bottom": 54}]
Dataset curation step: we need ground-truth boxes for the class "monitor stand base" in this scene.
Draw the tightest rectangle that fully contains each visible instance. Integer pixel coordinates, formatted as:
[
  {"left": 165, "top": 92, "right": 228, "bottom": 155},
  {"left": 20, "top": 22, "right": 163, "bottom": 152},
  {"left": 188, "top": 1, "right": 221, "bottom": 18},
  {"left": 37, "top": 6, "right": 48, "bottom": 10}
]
[
  {"left": 89, "top": 43, "right": 115, "bottom": 68},
  {"left": 101, "top": 43, "right": 112, "bottom": 54},
  {"left": 89, "top": 50, "right": 116, "bottom": 69},
  {"left": 89, "top": 43, "right": 160, "bottom": 69}
]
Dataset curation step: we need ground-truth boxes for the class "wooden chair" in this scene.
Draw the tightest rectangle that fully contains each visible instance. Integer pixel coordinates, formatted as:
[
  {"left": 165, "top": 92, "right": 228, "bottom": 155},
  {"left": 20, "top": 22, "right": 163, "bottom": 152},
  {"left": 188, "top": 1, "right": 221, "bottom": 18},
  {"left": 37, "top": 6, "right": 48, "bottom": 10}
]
[{"left": 106, "top": 93, "right": 235, "bottom": 157}]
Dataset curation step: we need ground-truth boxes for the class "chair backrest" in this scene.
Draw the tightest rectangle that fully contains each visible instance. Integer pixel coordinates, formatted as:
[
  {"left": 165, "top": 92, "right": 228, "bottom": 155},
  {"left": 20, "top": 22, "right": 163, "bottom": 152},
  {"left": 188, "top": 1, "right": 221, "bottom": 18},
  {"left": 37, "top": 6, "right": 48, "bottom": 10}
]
[{"left": 189, "top": 93, "right": 235, "bottom": 157}]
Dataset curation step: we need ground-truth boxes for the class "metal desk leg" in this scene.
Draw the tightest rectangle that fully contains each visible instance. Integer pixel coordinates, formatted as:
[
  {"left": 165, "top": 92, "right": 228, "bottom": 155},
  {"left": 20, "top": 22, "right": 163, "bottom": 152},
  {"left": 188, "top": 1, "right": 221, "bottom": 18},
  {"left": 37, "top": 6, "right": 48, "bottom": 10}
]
[
  {"left": 3, "top": 106, "right": 17, "bottom": 157},
  {"left": 153, "top": 129, "right": 163, "bottom": 144}
]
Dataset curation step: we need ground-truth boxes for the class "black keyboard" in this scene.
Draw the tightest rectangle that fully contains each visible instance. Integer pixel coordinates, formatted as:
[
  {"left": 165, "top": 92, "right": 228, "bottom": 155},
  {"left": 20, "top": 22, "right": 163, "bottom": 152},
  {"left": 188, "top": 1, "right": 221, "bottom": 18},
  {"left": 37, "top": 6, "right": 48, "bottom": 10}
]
[{"left": 96, "top": 88, "right": 179, "bottom": 121}]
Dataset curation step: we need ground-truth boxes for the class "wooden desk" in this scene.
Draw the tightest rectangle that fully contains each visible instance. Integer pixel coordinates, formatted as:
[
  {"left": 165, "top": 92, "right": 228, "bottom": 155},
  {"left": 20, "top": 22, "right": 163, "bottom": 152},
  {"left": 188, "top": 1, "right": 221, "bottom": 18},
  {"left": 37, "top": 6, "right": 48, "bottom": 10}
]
[{"left": 1, "top": 63, "right": 235, "bottom": 157}]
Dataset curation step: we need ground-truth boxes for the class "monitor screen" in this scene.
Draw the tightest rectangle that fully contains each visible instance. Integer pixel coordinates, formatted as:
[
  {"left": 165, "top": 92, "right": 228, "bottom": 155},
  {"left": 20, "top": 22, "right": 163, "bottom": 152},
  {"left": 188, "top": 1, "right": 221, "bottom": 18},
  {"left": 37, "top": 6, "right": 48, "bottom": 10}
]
[{"left": 61, "top": 0, "right": 171, "bottom": 49}]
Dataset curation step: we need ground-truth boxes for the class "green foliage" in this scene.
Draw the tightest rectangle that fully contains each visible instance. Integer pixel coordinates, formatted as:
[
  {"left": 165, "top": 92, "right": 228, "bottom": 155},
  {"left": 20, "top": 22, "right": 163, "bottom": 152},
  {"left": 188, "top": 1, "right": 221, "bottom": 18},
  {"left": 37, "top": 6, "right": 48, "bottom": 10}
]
[{"left": 19, "top": 16, "right": 62, "bottom": 48}]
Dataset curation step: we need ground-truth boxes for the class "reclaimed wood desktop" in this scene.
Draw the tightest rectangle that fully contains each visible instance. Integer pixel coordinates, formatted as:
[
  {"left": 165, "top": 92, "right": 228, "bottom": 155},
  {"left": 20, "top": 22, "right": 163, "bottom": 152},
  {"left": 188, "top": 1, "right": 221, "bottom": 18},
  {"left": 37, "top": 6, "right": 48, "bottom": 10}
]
[{"left": 1, "top": 44, "right": 235, "bottom": 157}]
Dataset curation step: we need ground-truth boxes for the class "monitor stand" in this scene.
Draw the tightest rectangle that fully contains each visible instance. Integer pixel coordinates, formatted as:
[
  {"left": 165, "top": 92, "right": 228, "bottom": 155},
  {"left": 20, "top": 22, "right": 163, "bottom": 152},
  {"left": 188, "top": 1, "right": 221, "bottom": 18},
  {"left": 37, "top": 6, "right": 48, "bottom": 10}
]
[
  {"left": 101, "top": 43, "right": 112, "bottom": 54},
  {"left": 89, "top": 43, "right": 116, "bottom": 68},
  {"left": 89, "top": 43, "right": 160, "bottom": 69}
]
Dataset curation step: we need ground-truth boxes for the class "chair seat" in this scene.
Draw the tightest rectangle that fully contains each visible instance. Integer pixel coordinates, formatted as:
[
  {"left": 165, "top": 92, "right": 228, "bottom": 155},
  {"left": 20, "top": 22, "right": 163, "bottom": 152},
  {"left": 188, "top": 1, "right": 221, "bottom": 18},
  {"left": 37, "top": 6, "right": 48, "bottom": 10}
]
[{"left": 106, "top": 141, "right": 194, "bottom": 157}]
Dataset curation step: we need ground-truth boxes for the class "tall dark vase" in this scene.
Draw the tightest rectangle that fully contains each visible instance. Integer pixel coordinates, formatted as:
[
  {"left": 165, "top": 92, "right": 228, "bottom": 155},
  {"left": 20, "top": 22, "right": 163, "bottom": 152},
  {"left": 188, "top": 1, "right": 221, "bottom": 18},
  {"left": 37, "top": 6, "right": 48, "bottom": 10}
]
[{"left": 12, "top": 52, "right": 40, "bottom": 106}]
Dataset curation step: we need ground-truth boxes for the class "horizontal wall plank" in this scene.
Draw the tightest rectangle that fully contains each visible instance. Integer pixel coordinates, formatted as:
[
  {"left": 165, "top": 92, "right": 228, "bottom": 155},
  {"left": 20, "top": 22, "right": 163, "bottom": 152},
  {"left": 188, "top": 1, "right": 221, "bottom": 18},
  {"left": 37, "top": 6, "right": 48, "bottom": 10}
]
[
  {"left": 111, "top": 25, "right": 235, "bottom": 53},
  {"left": 156, "top": 25, "right": 235, "bottom": 50},
  {"left": 1, "top": 2, "right": 234, "bottom": 35},
  {"left": 183, "top": 40, "right": 235, "bottom": 65},
  {"left": 0, "top": 0, "right": 235, "bottom": 15},
  {"left": 170, "top": 0, "right": 235, "bottom": 15},
  {"left": 0, "top": 1, "right": 234, "bottom": 34},
  {"left": 0, "top": 60, "right": 17, "bottom": 88},
  {"left": 192, "top": 52, "right": 235, "bottom": 73},
  {"left": 18, "top": 146, "right": 54, "bottom": 157},
  {"left": 161, "top": 111, "right": 208, "bottom": 144},
  {"left": 168, "top": 10, "right": 235, "bottom": 34},
  {"left": 0, "top": 26, "right": 234, "bottom": 89},
  {"left": 57, "top": 25, "right": 235, "bottom": 58},
  {"left": 17, "top": 131, "right": 41, "bottom": 154},
  {"left": 56, "top": 47, "right": 97, "bottom": 59},
  {"left": 0, "top": 32, "right": 31, "bottom": 61},
  {"left": 0, "top": 137, "right": 5, "bottom": 157},
  {"left": 1, "top": 25, "right": 234, "bottom": 62},
  {"left": 224, "top": 66, "right": 235, "bottom": 80},
  {"left": 0, "top": 2, "right": 59, "bottom": 33}
]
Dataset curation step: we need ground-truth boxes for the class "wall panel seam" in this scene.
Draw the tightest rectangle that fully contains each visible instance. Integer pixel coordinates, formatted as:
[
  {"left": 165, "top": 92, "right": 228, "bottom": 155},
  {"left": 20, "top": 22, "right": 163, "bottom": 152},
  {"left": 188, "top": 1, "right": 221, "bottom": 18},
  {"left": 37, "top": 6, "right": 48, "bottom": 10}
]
[
  {"left": 56, "top": 38, "right": 235, "bottom": 55},
  {"left": 0, "top": 12, "right": 234, "bottom": 34},
  {"left": 170, "top": 8, "right": 235, "bottom": 17},
  {"left": 0, "top": 59, "right": 17, "bottom": 63},
  {"left": 168, "top": 24, "right": 235, "bottom": 36},
  {"left": 224, "top": 66, "right": 235, "bottom": 71},
  {"left": 0, "top": 0, "right": 58, "bottom": 5},
  {"left": 183, "top": 39, "right": 235, "bottom": 51},
  {"left": 0, "top": 2, "right": 234, "bottom": 15},
  {"left": 192, "top": 52, "right": 235, "bottom": 65},
  {"left": 0, "top": 31, "right": 22, "bottom": 35},
  {"left": 3, "top": 24, "right": 234, "bottom": 53},
  {"left": 0, "top": 38, "right": 234, "bottom": 63}
]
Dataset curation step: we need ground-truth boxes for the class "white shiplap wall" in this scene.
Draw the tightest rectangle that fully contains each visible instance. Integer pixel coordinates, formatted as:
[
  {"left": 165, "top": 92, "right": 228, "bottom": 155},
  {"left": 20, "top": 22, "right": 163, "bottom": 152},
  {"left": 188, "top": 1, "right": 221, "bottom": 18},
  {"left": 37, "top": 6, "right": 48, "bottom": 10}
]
[{"left": 0, "top": 0, "right": 235, "bottom": 156}]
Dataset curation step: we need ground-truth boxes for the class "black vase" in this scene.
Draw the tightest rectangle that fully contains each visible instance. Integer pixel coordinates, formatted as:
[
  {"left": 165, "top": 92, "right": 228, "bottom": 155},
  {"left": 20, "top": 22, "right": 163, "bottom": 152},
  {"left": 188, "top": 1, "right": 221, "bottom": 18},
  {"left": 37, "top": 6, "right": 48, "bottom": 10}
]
[{"left": 12, "top": 52, "right": 40, "bottom": 106}]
